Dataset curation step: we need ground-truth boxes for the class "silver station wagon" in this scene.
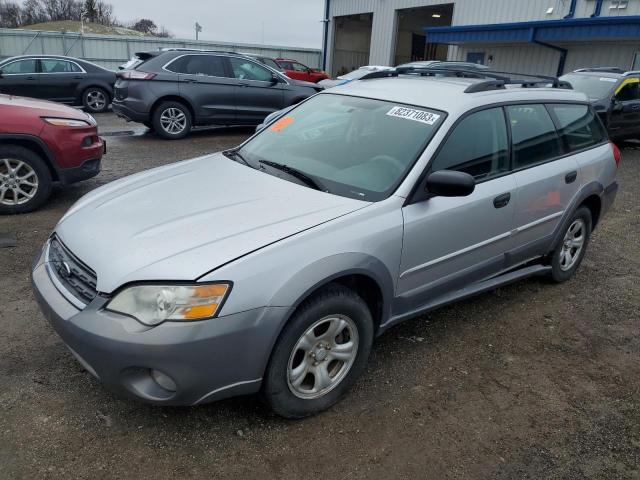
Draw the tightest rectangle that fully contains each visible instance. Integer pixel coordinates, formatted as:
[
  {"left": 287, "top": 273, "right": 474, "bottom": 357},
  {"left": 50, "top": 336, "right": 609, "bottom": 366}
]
[{"left": 32, "top": 68, "right": 619, "bottom": 418}]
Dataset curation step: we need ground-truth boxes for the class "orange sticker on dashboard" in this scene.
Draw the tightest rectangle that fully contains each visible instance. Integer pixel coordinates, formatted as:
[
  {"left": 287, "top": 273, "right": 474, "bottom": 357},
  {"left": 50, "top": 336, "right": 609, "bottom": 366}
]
[{"left": 270, "top": 116, "right": 294, "bottom": 132}]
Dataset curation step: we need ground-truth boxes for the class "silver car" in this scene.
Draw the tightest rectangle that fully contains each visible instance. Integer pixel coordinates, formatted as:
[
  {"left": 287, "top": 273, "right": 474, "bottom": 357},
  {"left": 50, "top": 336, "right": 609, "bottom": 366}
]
[{"left": 32, "top": 71, "right": 619, "bottom": 418}]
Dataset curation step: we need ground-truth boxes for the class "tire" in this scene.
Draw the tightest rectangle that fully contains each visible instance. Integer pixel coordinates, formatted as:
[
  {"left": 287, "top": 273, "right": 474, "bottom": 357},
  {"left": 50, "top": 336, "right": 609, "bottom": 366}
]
[
  {"left": 152, "top": 101, "right": 192, "bottom": 140},
  {"left": 0, "top": 145, "right": 52, "bottom": 214},
  {"left": 82, "top": 87, "right": 110, "bottom": 113},
  {"left": 549, "top": 206, "right": 592, "bottom": 283},
  {"left": 263, "top": 284, "right": 374, "bottom": 418}
]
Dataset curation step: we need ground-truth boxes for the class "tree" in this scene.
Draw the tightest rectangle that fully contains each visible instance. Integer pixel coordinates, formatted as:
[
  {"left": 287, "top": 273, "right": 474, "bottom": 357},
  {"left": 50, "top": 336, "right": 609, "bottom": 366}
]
[
  {"left": 83, "top": 0, "right": 96, "bottom": 21},
  {"left": 0, "top": 1, "right": 23, "bottom": 27},
  {"left": 156, "top": 25, "right": 172, "bottom": 38},
  {"left": 131, "top": 18, "right": 155, "bottom": 34}
]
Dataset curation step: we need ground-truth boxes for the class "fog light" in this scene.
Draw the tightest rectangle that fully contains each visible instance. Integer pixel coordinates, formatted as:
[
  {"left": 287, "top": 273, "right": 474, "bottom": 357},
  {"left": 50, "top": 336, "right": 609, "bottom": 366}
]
[
  {"left": 82, "top": 135, "right": 93, "bottom": 147},
  {"left": 150, "top": 369, "right": 177, "bottom": 392}
]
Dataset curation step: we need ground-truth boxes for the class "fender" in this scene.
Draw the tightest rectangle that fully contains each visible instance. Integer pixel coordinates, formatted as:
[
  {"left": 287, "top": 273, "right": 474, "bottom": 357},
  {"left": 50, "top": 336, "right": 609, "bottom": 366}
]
[
  {"left": 268, "top": 252, "right": 395, "bottom": 334},
  {"left": 0, "top": 133, "right": 61, "bottom": 179}
]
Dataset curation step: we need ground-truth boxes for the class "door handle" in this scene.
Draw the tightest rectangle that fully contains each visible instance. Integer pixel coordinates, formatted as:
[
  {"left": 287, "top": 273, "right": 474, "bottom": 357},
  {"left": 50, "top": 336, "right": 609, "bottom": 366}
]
[
  {"left": 26, "top": 76, "right": 36, "bottom": 80},
  {"left": 238, "top": 83, "right": 249, "bottom": 87},
  {"left": 565, "top": 171, "right": 577, "bottom": 184},
  {"left": 73, "top": 75, "right": 83, "bottom": 79},
  {"left": 493, "top": 192, "right": 511, "bottom": 209},
  {"left": 181, "top": 79, "right": 198, "bottom": 83}
]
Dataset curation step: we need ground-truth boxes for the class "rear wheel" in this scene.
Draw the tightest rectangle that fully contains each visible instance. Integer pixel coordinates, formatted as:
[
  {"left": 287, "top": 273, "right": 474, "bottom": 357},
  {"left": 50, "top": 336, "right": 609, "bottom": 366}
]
[
  {"left": 0, "top": 145, "right": 52, "bottom": 214},
  {"left": 82, "top": 87, "right": 109, "bottom": 113},
  {"left": 263, "top": 284, "right": 374, "bottom": 418},
  {"left": 549, "top": 206, "right": 592, "bottom": 282},
  {"left": 152, "top": 101, "right": 192, "bottom": 140}
]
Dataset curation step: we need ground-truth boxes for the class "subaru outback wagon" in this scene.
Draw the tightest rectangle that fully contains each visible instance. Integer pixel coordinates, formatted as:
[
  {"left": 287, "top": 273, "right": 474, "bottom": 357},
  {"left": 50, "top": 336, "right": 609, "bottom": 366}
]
[{"left": 32, "top": 69, "right": 619, "bottom": 418}]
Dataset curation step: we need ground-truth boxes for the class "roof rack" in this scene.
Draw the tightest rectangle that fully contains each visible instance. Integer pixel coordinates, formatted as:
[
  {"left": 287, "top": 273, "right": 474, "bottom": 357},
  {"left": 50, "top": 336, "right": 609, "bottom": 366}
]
[
  {"left": 574, "top": 67, "right": 625, "bottom": 74},
  {"left": 154, "top": 47, "right": 241, "bottom": 55},
  {"left": 359, "top": 66, "right": 572, "bottom": 93},
  {"left": 622, "top": 70, "right": 640, "bottom": 76}
]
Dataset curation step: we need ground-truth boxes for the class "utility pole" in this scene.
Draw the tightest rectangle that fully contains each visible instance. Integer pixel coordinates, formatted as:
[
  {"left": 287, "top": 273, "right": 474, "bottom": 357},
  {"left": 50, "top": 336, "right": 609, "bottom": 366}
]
[{"left": 195, "top": 22, "right": 202, "bottom": 40}]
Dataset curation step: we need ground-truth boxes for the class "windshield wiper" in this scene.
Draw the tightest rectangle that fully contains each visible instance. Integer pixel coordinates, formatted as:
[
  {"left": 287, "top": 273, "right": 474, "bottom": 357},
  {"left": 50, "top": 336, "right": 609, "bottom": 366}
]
[
  {"left": 223, "top": 149, "right": 254, "bottom": 168},
  {"left": 259, "top": 160, "right": 326, "bottom": 192}
]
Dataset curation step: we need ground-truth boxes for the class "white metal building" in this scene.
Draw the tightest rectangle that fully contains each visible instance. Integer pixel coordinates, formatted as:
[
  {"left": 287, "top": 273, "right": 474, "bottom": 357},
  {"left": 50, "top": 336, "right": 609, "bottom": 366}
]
[{"left": 323, "top": 0, "right": 640, "bottom": 76}]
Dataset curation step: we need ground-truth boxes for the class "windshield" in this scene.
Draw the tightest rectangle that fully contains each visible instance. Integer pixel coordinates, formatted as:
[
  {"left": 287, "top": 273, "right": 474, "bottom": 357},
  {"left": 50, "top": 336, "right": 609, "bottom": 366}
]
[
  {"left": 560, "top": 73, "right": 617, "bottom": 100},
  {"left": 237, "top": 94, "right": 445, "bottom": 201}
]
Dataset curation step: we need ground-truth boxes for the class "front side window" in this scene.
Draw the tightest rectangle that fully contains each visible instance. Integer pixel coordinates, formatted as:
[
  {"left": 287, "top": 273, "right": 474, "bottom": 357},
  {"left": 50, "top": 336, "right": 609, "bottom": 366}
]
[
  {"left": 549, "top": 104, "right": 607, "bottom": 153},
  {"left": 166, "top": 55, "right": 227, "bottom": 77},
  {"left": 230, "top": 58, "right": 273, "bottom": 81},
  {"left": 2, "top": 59, "right": 37, "bottom": 74},
  {"left": 615, "top": 81, "right": 640, "bottom": 102},
  {"left": 291, "top": 62, "right": 309, "bottom": 72},
  {"left": 430, "top": 107, "right": 509, "bottom": 181},
  {"left": 508, "top": 104, "right": 562, "bottom": 169},
  {"left": 237, "top": 94, "right": 444, "bottom": 201},
  {"left": 41, "top": 59, "right": 82, "bottom": 73}
]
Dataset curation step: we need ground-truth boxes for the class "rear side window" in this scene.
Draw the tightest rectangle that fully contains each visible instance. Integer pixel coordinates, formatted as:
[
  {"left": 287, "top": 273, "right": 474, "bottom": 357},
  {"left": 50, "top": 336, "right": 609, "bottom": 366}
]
[
  {"left": 261, "top": 58, "right": 281, "bottom": 70},
  {"left": 431, "top": 107, "right": 509, "bottom": 180},
  {"left": 278, "top": 61, "right": 293, "bottom": 70},
  {"left": 2, "top": 59, "right": 37, "bottom": 74},
  {"left": 507, "top": 104, "right": 562, "bottom": 169},
  {"left": 166, "top": 55, "right": 227, "bottom": 77},
  {"left": 549, "top": 104, "right": 607, "bottom": 153},
  {"left": 41, "top": 59, "right": 82, "bottom": 73}
]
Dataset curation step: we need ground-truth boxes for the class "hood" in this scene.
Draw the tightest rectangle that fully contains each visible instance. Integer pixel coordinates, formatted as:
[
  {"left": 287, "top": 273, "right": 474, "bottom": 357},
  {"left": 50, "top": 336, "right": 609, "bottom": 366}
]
[
  {"left": 0, "top": 94, "right": 94, "bottom": 122},
  {"left": 56, "top": 153, "right": 368, "bottom": 293},
  {"left": 289, "top": 78, "right": 323, "bottom": 89},
  {"left": 317, "top": 79, "right": 348, "bottom": 89}
]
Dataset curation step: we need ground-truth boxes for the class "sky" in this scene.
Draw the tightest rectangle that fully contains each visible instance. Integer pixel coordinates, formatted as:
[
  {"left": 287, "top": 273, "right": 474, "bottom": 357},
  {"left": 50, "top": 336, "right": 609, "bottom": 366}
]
[{"left": 107, "top": 0, "right": 325, "bottom": 48}]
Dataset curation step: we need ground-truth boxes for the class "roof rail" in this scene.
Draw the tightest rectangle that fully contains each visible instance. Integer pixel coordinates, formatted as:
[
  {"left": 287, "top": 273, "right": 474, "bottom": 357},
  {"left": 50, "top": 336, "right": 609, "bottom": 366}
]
[
  {"left": 574, "top": 67, "right": 625, "bottom": 73},
  {"left": 359, "top": 66, "right": 572, "bottom": 93},
  {"left": 155, "top": 47, "right": 242, "bottom": 56},
  {"left": 622, "top": 70, "right": 640, "bottom": 76}
]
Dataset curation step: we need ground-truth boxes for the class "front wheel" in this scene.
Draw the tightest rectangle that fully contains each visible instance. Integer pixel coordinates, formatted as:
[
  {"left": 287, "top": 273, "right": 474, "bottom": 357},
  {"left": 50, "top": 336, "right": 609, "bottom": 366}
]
[
  {"left": 263, "top": 284, "right": 374, "bottom": 418},
  {"left": 0, "top": 145, "right": 52, "bottom": 214},
  {"left": 549, "top": 206, "right": 592, "bottom": 282}
]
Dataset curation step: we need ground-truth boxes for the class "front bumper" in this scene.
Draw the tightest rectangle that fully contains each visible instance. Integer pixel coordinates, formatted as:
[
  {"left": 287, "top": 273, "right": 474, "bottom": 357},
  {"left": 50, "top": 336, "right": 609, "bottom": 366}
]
[{"left": 31, "top": 246, "right": 290, "bottom": 406}]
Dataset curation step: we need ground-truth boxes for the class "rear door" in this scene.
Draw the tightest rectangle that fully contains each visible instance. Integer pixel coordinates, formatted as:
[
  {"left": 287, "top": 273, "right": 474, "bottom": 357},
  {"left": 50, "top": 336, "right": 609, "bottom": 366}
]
[
  {"left": 507, "top": 104, "right": 581, "bottom": 263},
  {"left": 0, "top": 58, "right": 39, "bottom": 97},
  {"left": 39, "top": 58, "right": 86, "bottom": 102},
  {"left": 227, "top": 56, "right": 285, "bottom": 124},
  {"left": 398, "top": 107, "right": 517, "bottom": 310},
  {"left": 167, "top": 54, "right": 236, "bottom": 124},
  {"left": 608, "top": 77, "right": 640, "bottom": 138}
]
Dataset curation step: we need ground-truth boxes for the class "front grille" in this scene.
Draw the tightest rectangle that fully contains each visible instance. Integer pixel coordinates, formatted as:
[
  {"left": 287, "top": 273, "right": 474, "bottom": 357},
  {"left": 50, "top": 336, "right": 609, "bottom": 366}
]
[{"left": 47, "top": 236, "right": 98, "bottom": 305}]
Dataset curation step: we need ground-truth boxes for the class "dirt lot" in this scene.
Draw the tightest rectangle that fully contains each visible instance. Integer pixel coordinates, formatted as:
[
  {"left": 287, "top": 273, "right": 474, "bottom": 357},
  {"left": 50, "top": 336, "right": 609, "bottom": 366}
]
[{"left": 1, "top": 113, "right": 639, "bottom": 479}]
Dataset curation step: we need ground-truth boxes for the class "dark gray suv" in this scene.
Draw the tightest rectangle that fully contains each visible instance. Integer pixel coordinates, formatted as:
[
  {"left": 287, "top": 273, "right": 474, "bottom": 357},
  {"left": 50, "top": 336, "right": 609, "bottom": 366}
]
[{"left": 112, "top": 49, "right": 322, "bottom": 139}]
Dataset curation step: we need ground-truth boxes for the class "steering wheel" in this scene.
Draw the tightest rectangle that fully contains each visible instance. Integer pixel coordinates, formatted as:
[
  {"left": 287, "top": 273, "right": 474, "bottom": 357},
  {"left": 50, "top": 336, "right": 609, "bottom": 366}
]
[{"left": 369, "top": 154, "right": 405, "bottom": 177}]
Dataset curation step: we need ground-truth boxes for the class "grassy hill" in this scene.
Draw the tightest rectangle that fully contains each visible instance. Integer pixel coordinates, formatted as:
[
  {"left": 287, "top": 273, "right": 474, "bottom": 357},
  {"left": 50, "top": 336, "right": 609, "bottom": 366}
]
[{"left": 18, "top": 20, "right": 151, "bottom": 37}]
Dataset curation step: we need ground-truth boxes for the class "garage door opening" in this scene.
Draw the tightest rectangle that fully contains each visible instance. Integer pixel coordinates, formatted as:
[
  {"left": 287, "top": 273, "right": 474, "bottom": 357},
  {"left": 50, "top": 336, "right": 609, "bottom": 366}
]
[
  {"left": 331, "top": 13, "right": 373, "bottom": 76},
  {"left": 393, "top": 4, "right": 453, "bottom": 66}
]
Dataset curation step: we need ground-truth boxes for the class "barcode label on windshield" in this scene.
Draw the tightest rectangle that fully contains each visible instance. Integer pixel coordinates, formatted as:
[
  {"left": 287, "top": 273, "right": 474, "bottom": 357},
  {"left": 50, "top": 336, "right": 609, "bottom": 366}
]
[{"left": 386, "top": 106, "right": 440, "bottom": 125}]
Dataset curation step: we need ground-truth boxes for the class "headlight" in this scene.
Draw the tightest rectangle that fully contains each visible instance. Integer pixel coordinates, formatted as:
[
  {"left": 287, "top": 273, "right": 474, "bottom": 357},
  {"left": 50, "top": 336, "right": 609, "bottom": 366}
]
[
  {"left": 42, "top": 117, "right": 91, "bottom": 127},
  {"left": 106, "top": 283, "right": 231, "bottom": 326}
]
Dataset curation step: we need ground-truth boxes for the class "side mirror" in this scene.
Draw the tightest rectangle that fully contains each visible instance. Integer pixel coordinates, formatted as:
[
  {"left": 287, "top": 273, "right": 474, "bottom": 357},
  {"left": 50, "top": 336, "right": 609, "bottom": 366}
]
[
  {"left": 612, "top": 98, "right": 623, "bottom": 112},
  {"left": 270, "top": 73, "right": 280, "bottom": 85},
  {"left": 0, "top": 70, "right": 3, "bottom": 78},
  {"left": 426, "top": 170, "right": 475, "bottom": 197}
]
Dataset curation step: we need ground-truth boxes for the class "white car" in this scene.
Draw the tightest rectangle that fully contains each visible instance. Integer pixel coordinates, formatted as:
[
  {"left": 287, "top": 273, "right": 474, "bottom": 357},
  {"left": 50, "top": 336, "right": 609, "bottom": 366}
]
[{"left": 318, "top": 65, "right": 393, "bottom": 89}]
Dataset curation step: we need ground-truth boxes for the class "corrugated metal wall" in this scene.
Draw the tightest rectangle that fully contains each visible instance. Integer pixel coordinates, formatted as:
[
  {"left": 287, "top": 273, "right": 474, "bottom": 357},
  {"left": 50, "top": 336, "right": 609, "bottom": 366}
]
[
  {"left": 327, "top": 0, "right": 640, "bottom": 74},
  {"left": 0, "top": 28, "right": 322, "bottom": 70}
]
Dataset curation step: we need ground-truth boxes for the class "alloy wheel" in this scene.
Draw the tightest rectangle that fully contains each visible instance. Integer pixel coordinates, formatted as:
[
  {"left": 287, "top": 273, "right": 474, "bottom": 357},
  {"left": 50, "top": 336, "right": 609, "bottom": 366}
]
[
  {"left": 0, "top": 158, "right": 39, "bottom": 206},
  {"left": 559, "top": 219, "right": 585, "bottom": 271},
  {"left": 159, "top": 108, "right": 187, "bottom": 135},
  {"left": 287, "top": 314, "right": 359, "bottom": 399},
  {"left": 86, "top": 90, "right": 106, "bottom": 111}
]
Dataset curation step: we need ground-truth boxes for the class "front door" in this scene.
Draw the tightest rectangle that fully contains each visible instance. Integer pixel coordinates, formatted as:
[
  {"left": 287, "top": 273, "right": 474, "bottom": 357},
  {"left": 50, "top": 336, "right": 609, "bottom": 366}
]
[
  {"left": 609, "top": 78, "right": 640, "bottom": 139},
  {"left": 39, "top": 58, "right": 86, "bottom": 102},
  {"left": 170, "top": 54, "right": 236, "bottom": 124},
  {"left": 398, "top": 107, "right": 516, "bottom": 313},
  {"left": 0, "top": 58, "right": 39, "bottom": 97},
  {"left": 228, "top": 57, "right": 285, "bottom": 124}
]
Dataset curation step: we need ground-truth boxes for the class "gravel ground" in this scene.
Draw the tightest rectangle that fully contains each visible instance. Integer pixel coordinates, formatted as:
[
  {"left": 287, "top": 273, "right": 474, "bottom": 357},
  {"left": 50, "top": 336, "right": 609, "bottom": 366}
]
[{"left": 0, "top": 113, "right": 639, "bottom": 479}]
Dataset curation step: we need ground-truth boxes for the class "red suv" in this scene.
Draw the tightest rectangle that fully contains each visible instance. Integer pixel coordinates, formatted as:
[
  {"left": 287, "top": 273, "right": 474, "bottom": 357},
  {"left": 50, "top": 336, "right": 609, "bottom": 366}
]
[
  {"left": 275, "top": 59, "right": 330, "bottom": 83},
  {"left": 0, "top": 94, "right": 104, "bottom": 214}
]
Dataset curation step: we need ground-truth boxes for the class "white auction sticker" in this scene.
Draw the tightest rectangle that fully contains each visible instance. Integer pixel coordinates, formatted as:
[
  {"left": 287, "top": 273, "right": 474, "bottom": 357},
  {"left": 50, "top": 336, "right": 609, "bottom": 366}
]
[
  {"left": 599, "top": 77, "right": 618, "bottom": 83},
  {"left": 386, "top": 106, "right": 440, "bottom": 125}
]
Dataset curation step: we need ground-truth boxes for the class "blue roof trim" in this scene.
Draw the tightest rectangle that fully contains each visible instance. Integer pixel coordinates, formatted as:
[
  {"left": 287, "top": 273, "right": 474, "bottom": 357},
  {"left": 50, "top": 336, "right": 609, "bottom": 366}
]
[{"left": 425, "top": 15, "right": 640, "bottom": 44}]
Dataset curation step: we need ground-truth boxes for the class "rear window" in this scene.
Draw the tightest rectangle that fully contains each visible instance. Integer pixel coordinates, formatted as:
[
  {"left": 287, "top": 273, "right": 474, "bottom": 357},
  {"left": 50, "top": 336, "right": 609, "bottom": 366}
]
[
  {"left": 549, "top": 104, "right": 607, "bottom": 152},
  {"left": 559, "top": 73, "right": 618, "bottom": 100}
]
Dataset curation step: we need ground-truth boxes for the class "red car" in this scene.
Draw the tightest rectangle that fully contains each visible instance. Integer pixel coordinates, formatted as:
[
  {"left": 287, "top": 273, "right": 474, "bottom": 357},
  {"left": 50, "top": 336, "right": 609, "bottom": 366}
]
[
  {"left": 275, "top": 58, "right": 330, "bottom": 83},
  {"left": 0, "top": 94, "right": 104, "bottom": 214}
]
